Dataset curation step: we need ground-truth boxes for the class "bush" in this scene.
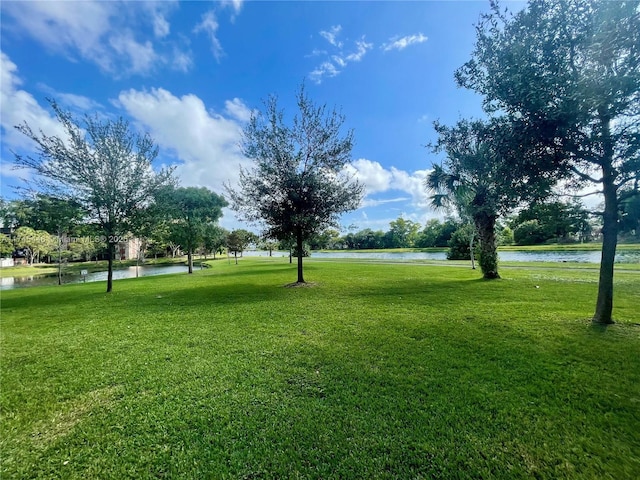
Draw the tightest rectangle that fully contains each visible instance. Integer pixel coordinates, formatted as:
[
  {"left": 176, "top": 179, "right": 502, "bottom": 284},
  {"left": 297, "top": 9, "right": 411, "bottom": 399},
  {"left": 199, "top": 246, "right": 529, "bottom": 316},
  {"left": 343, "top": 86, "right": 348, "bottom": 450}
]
[
  {"left": 447, "top": 224, "right": 477, "bottom": 260},
  {"left": 513, "top": 220, "right": 547, "bottom": 245}
]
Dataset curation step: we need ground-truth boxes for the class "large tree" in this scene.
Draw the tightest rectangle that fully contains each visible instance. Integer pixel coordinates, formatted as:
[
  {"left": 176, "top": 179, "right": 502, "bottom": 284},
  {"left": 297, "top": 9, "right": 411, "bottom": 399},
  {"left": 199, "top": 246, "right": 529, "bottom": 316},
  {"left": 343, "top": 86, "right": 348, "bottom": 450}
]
[
  {"left": 456, "top": 0, "right": 640, "bottom": 323},
  {"left": 427, "top": 118, "right": 554, "bottom": 279},
  {"left": 158, "top": 186, "right": 227, "bottom": 273},
  {"left": 14, "top": 100, "right": 175, "bottom": 292},
  {"left": 227, "top": 86, "right": 363, "bottom": 284}
]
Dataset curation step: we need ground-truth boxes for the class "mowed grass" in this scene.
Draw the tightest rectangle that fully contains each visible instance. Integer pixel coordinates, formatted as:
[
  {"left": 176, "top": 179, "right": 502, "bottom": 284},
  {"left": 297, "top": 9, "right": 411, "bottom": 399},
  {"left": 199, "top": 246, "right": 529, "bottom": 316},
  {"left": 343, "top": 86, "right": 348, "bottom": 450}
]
[{"left": 1, "top": 258, "right": 639, "bottom": 479}]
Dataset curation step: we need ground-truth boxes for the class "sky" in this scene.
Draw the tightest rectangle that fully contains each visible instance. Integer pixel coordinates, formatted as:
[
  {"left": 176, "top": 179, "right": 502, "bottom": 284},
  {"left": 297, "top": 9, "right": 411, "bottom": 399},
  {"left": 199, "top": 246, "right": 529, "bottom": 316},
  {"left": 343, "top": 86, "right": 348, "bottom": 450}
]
[{"left": 0, "top": 0, "right": 527, "bottom": 233}]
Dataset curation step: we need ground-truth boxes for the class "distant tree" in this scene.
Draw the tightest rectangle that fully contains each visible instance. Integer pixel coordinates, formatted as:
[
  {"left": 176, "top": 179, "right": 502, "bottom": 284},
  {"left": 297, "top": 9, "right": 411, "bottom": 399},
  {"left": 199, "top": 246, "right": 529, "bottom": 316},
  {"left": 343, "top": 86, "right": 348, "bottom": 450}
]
[
  {"left": 456, "top": 0, "right": 640, "bottom": 322},
  {"left": 226, "top": 229, "right": 254, "bottom": 264},
  {"left": 227, "top": 85, "right": 364, "bottom": 284},
  {"left": 26, "top": 194, "right": 85, "bottom": 284},
  {"left": 416, "top": 218, "right": 461, "bottom": 248},
  {"left": 14, "top": 100, "right": 175, "bottom": 292},
  {"left": 511, "top": 200, "right": 592, "bottom": 244},
  {"left": 496, "top": 226, "right": 514, "bottom": 246},
  {"left": 385, "top": 217, "right": 421, "bottom": 248},
  {"left": 513, "top": 220, "right": 548, "bottom": 246},
  {"left": 0, "top": 234, "right": 13, "bottom": 257},
  {"left": 159, "top": 186, "right": 227, "bottom": 273},
  {"left": 13, "top": 227, "right": 55, "bottom": 264},
  {"left": 259, "top": 236, "right": 280, "bottom": 257},
  {"left": 202, "top": 224, "right": 228, "bottom": 259},
  {"left": 69, "top": 236, "right": 98, "bottom": 262},
  {"left": 619, "top": 190, "right": 640, "bottom": 241}
]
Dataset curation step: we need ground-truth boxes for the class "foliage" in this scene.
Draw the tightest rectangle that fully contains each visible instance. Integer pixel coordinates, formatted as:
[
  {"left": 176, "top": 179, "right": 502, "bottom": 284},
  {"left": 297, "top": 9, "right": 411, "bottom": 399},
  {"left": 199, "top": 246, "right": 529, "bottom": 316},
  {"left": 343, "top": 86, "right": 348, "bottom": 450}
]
[
  {"left": 446, "top": 223, "right": 477, "bottom": 260},
  {"left": 69, "top": 236, "right": 98, "bottom": 262},
  {"left": 416, "top": 218, "right": 461, "bottom": 248},
  {"left": 202, "top": 224, "right": 229, "bottom": 259},
  {"left": 158, "top": 186, "right": 227, "bottom": 273},
  {"left": 385, "top": 217, "right": 421, "bottom": 248},
  {"left": 456, "top": 0, "right": 640, "bottom": 322},
  {"left": 226, "top": 229, "right": 255, "bottom": 261},
  {"left": 13, "top": 100, "right": 175, "bottom": 292},
  {"left": 227, "top": 85, "right": 363, "bottom": 283},
  {"left": 12, "top": 226, "right": 55, "bottom": 264},
  {"left": 513, "top": 220, "right": 548, "bottom": 246},
  {"left": 0, "top": 234, "right": 14, "bottom": 257},
  {"left": 510, "top": 200, "right": 592, "bottom": 245},
  {"left": 426, "top": 118, "right": 546, "bottom": 278}
]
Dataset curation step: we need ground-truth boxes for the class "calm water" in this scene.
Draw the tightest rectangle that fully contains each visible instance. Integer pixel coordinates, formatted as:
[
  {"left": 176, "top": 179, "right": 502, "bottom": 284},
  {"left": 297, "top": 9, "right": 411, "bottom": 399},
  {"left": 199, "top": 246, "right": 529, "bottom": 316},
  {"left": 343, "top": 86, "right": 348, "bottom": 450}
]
[
  {"left": 310, "top": 249, "right": 640, "bottom": 264},
  {"left": 1, "top": 265, "right": 190, "bottom": 290}
]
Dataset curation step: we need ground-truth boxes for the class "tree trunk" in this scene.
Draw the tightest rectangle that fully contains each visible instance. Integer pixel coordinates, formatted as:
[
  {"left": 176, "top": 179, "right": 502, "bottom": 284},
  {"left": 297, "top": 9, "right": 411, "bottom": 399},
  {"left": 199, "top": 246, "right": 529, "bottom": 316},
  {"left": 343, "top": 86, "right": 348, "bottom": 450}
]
[
  {"left": 469, "top": 229, "right": 476, "bottom": 270},
  {"left": 475, "top": 212, "right": 499, "bottom": 279},
  {"left": 234, "top": 251, "right": 238, "bottom": 265},
  {"left": 296, "top": 230, "right": 305, "bottom": 283},
  {"left": 593, "top": 115, "right": 617, "bottom": 325},
  {"left": 107, "top": 242, "right": 115, "bottom": 293},
  {"left": 187, "top": 249, "right": 193, "bottom": 274},
  {"left": 57, "top": 232, "right": 63, "bottom": 285}
]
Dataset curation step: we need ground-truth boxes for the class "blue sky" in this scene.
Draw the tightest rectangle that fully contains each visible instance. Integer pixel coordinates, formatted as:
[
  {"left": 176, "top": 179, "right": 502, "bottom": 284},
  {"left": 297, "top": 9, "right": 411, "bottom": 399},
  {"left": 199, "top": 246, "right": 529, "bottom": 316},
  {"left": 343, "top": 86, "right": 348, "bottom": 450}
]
[{"left": 1, "top": 1, "right": 525, "bottom": 233}]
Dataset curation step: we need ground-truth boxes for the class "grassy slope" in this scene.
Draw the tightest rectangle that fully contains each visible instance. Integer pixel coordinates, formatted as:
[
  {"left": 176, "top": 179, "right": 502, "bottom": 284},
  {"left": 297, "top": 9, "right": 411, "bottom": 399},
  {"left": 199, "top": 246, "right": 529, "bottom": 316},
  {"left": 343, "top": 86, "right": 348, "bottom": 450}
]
[{"left": 1, "top": 258, "right": 639, "bottom": 479}]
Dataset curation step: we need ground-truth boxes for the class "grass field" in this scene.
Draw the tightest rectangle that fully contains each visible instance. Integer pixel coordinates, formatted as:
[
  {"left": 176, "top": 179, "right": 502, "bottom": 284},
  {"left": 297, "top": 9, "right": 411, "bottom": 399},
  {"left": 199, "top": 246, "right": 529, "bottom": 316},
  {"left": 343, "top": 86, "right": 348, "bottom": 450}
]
[{"left": 1, "top": 258, "right": 639, "bottom": 478}]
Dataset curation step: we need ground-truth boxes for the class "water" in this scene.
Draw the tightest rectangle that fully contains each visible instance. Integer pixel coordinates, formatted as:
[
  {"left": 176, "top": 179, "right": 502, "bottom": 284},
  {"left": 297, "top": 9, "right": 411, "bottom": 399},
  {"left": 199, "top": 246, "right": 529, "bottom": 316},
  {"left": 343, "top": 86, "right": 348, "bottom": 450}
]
[
  {"left": 1, "top": 264, "right": 190, "bottom": 290},
  {"left": 310, "top": 249, "right": 640, "bottom": 264}
]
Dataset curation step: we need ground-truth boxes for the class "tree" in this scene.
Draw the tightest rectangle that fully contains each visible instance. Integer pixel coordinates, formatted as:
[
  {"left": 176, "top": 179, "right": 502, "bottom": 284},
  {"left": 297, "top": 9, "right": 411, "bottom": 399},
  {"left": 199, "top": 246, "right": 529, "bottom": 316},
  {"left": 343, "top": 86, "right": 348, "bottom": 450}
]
[
  {"left": 0, "top": 234, "right": 14, "bottom": 257},
  {"left": 28, "top": 194, "right": 85, "bottom": 284},
  {"left": 456, "top": 0, "right": 640, "bottom": 322},
  {"left": 13, "top": 227, "right": 55, "bottom": 265},
  {"left": 202, "top": 224, "right": 228, "bottom": 259},
  {"left": 386, "top": 217, "right": 421, "bottom": 248},
  {"left": 227, "top": 86, "right": 364, "bottom": 284},
  {"left": 416, "top": 219, "right": 461, "bottom": 248},
  {"left": 427, "top": 119, "right": 551, "bottom": 278},
  {"left": 69, "top": 236, "right": 98, "bottom": 262},
  {"left": 14, "top": 100, "right": 175, "bottom": 292},
  {"left": 447, "top": 224, "right": 478, "bottom": 260},
  {"left": 159, "top": 186, "right": 227, "bottom": 273},
  {"left": 226, "top": 229, "right": 253, "bottom": 264},
  {"left": 511, "top": 200, "right": 592, "bottom": 244}
]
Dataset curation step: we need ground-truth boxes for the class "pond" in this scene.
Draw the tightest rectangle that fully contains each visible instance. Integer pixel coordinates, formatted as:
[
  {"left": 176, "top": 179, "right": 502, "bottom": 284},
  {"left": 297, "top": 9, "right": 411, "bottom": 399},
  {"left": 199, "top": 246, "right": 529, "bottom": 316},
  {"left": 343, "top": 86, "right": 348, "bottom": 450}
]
[
  {"left": 309, "top": 249, "right": 640, "bottom": 264},
  {"left": 0, "top": 265, "right": 190, "bottom": 290}
]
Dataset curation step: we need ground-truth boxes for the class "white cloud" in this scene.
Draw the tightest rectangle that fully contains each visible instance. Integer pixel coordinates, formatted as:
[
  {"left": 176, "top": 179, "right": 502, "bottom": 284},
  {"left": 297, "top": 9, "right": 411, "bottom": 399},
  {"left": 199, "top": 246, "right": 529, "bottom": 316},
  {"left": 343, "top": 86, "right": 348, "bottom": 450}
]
[
  {"left": 309, "top": 28, "right": 373, "bottom": 84},
  {"left": 224, "top": 98, "right": 253, "bottom": 122},
  {"left": 345, "top": 158, "right": 433, "bottom": 211},
  {"left": 109, "top": 33, "right": 158, "bottom": 74},
  {"left": 0, "top": 52, "right": 67, "bottom": 151},
  {"left": 320, "top": 25, "right": 343, "bottom": 48},
  {"left": 222, "top": 0, "right": 244, "bottom": 18},
  {"left": 36, "top": 83, "right": 103, "bottom": 112},
  {"left": 361, "top": 197, "right": 410, "bottom": 208},
  {"left": 117, "top": 87, "right": 250, "bottom": 195},
  {"left": 1, "top": 0, "right": 188, "bottom": 76},
  {"left": 194, "top": 10, "right": 224, "bottom": 61},
  {"left": 382, "top": 33, "right": 428, "bottom": 52},
  {"left": 345, "top": 39, "right": 373, "bottom": 62},
  {"left": 345, "top": 159, "right": 392, "bottom": 193},
  {"left": 310, "top": 62, "right": 340, "bottom": 83}
]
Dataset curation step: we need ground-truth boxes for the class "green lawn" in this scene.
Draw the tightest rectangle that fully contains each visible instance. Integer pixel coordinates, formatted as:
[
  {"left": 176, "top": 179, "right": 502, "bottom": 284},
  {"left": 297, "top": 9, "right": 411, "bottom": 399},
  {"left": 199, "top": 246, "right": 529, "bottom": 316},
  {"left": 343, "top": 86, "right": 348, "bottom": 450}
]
[{"left": 1, "top": 258, "right": 639, "bottom": 479}]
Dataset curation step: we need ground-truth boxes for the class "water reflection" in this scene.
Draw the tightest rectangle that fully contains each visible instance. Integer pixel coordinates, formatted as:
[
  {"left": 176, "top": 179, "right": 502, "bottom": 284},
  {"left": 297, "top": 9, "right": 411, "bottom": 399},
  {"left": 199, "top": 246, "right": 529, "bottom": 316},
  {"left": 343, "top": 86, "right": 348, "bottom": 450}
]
[{"left": 1, "top": 265, "right": 189, "bottom": 290}]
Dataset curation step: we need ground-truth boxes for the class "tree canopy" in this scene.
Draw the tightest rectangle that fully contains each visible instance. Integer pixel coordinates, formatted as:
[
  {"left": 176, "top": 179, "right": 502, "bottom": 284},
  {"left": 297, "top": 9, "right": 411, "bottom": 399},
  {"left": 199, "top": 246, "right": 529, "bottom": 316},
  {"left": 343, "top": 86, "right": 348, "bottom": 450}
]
[
  {"left": 455, "top": 0, "right": 639, "bottom": 323},
  {"left": 158, "top": 186, "right": 227, "bottom": 273},
  {"left": 227, "top": 86, "right": 363, "bottom": 284},
  {"left": 14, "top": 100, "right": 175, "bottom": 292}
]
